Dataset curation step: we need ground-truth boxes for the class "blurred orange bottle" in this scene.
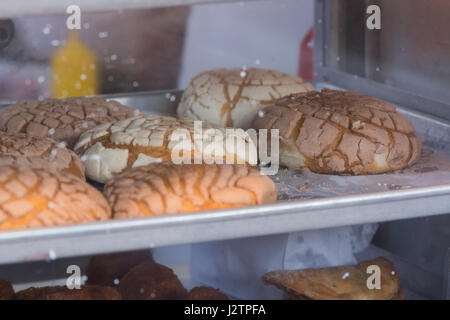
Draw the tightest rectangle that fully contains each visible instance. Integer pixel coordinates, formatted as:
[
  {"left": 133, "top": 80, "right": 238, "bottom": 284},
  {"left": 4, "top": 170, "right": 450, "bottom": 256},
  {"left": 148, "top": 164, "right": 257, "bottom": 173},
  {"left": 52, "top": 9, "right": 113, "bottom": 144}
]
[{"left": 51, "top": 30, "right": 99, "bottom": 98}]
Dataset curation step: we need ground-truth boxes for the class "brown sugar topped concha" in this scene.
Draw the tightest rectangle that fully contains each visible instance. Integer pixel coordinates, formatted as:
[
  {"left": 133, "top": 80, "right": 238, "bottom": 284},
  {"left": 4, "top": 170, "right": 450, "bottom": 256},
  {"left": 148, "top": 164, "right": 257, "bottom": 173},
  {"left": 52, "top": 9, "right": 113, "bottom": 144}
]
[
  {"left": 252, "top": 89, "right": 421, "bottom": 175},
  {"left": 0, "top": 165, "right": 111, "bottom": 231},
  {"left": 0, "top": 96, "right": 135, "bottom": 149},
  {"left": 104, "top": 163, "right": 277, "bottom": 219},
  {"left": 0, "top": 133, "right": 85, "bottom": 180}
]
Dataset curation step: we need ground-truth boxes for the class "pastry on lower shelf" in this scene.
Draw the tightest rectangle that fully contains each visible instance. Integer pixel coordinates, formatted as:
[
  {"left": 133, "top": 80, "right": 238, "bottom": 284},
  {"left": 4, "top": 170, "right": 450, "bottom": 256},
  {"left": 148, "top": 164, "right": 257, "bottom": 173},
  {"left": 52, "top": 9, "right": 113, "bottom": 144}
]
[
  {"left": 262, "top": 257, "right": 403, "bottom": 300},
  {"left": 0, "top": 97, "right": 135, "bottom": 149},
  {"left": 86, "top": 249, "right": 154, "bottom": 287},
  {"left": 0, "top": 165, "right": 111, "bottom": 231},
  {"left": 252, "top": 89, "right": 421, "bottom": 175},
  {"left": 187, "top": 286, "right": 228, "bottom": 300},
  {"left": 0, "top": 278, "right": 14, "bottom": 300},
  {"left": 15, "top": 285, "right": 121, "bottom": 300},
  {"left": 0, "top": 133, "right": 85, "bottom": 180},
  {"left": 117, "top": 260, "right": 188, "bottom": 300},
  {"left": 74, "top": 114, "right": 257, "bottom": 183},
  {"left": 104, "top": 163, "right": 277, "bottom": 218},
  {"left": 177, "top": 67, "right": 314, "bottom": 129}
]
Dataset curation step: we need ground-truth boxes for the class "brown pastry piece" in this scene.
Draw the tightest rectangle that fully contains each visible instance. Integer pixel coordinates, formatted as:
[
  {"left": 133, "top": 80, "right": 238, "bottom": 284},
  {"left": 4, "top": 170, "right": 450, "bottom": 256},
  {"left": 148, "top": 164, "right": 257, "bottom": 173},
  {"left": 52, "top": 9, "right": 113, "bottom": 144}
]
[
  {"left": 0, "top": 97, "right": 135, "bottom": 149},
  {"left": 74, "top": 115, "right": 257, "bottom": 183},
  {"left": 252, "top": 89, "right": 421, "bottom": 175},
  {"left": 15, "top": 285, "right": 121, "bottom": 300},
  {"left": 262, "top": 257, "right": 403, "bottom": 300},
  {"left": 118, "top": 260, "right": 188, "bottom": 300},
  {"left": 187, "top": 286, "right": 228, "bottom": 300},
  {"left": 0, "top": 133, "right": 85, "bottom": 180},
  {"left": 104, "top": 163, "right": 277, "bottom": 219},
  {"left": 86, "top": 249, "right": 153, "bottom": 287},
  {"left": 0, "top": 278, "right": 15, "bottom": 300},
  {"left": 0, "top": 165, "right": 111, "bottom": 231}
]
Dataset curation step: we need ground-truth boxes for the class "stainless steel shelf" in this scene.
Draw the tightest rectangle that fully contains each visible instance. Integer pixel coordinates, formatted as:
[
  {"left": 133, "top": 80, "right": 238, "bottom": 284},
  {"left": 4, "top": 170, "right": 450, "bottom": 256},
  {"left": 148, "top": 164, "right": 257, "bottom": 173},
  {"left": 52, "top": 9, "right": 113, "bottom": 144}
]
[
  {"left": 0, "top": 184, "right": 450, "bottom": 265},
  {"left": 0, "top": 89, "right": 450, "bottom": 265}
]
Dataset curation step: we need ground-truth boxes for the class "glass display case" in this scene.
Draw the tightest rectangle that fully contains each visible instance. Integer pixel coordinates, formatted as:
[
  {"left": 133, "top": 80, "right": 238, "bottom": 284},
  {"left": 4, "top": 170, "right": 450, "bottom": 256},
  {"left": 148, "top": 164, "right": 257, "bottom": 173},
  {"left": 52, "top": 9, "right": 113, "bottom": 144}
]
[{"left": 0, "top": 0, "right": 449, "bottom": 301}]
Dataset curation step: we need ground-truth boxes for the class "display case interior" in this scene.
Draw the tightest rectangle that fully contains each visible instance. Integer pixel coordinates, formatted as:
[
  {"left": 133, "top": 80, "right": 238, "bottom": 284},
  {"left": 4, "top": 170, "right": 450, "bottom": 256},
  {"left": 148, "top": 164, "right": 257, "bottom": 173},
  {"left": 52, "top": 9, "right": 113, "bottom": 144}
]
[{"left": 0, "top": 0, "right": 449, "bottom": 300}]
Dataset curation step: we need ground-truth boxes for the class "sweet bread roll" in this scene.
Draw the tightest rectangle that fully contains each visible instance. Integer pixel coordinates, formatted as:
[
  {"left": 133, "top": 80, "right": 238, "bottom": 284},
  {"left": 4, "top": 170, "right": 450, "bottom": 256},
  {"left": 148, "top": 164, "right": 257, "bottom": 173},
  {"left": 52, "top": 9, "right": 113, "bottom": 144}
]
[
  {"left": 0, "top": 279, "right": 14, "bottom": 300},
  {"left": 15, "top": 285, "right": 121, "bottom": 300},
  {"left": 263, "top": 257, "right": 403, "bottom": 300},
  {"left": 177, "top": 68, "right": 314, "bottom": 129},
  {"left": 86, "top": 250, "right": 153, "bottom": 287},
  {"left": 118, "top": 260, "right": 188, "bottom": 300},
  {"left": 104, "top": 163, "right": 277, "bottom": 218},
  {"left": 0, "top": 97, "right": 135, "bottom": 149},
  {"left": 74, "top": 115, "right": 257, "bottom": 183},
  {"left": 0, "top": 165, "right": 111, "bottom": 231},
  {"left": 252, "top": 89, "right": 421, "bottom": 175},
  {"left": 0, "top": 133, "right": 85, "bottom": 180}
]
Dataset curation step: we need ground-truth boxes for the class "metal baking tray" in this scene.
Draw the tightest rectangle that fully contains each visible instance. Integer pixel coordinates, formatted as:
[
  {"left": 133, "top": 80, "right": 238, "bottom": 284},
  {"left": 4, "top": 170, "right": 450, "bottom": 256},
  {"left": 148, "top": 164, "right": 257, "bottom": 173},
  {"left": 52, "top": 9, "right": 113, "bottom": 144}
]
[{"left": 0, "top": 88, "right": 449, "bottom": 265}]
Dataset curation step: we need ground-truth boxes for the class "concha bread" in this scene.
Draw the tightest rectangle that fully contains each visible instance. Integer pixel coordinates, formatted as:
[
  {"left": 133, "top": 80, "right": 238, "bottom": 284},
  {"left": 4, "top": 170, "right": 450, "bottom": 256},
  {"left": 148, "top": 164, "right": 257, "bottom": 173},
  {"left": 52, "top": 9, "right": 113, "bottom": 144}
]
[
  {"left": 104, "top": 163, "right": 277, "bottom": 218},
  {"left": 0, "top": 97, "right": 135, "bottom": 149},
  {"left": 177, "top": 68, "right": 315, "bottom": 129},
  {"left": 252, "top": 89, "right": 421, "bottom": 175},
  {"left": 0, "top": 165, "right": 111, "bottom": 231},
  {"left": 0, "top": 133, "right": 85, "bottom": 180},
  {"left": 74, "top": 115, "right": 257, "bottom": 183}
]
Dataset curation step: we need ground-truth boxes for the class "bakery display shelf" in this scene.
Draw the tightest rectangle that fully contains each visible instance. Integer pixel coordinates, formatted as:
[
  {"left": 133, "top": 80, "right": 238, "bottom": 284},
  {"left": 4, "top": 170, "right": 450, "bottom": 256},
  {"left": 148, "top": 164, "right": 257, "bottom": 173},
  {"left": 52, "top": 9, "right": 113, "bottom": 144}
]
[
  {"left": 0, "top": 244, "right": 432, "bottom": 300},
  {"left": 0, "top": 88, "right": 450, "bottom": 265}
]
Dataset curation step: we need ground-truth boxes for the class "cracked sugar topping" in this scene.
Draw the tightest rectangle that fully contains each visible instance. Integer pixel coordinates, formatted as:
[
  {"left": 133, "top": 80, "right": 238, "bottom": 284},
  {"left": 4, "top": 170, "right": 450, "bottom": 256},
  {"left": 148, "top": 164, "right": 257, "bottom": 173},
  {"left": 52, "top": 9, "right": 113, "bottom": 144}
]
[
  {"left": 0, "top": 133, "right": 85, "bottom": 180},
  {"left": 0, "top": 97, "right": 135, "bottom": 149},
  {"left": 104, "top": 163, "right": 277, "bottom": 218},
  {"left": 177, "top": 68, "right": 315, "bottom": 129},
  {"left": 74, "top": 115, "right": 257, "bottom": 183},
  {"left": 0, "top": 165, "right": 111, "bottom": 231},
  {"left": 252, "top": 89, "right": 421, "bottom": 175}
]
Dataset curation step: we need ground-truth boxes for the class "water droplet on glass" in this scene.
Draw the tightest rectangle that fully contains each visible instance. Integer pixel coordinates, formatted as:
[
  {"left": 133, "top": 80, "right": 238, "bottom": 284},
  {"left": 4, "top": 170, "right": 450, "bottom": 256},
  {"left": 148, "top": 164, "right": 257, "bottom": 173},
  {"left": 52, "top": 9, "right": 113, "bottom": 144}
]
[
  {"left": 51, "top": 40, "right": 60, "bottom": 47},
  {"left": 42, "top": 25, "right": 51, "bottom": 35},
  {"left": 48, "top": 249, "right": 56, "bottom": 260},
  {"left": 80, "top": 74, "right": 87, "bottom": 80},
  {"left": 111, "top": 54, "right": 118, "bottom": 61},
  {"left": 58, "top": 141, "right": 67, "bottom": 148},
  {"left": 132, "top": 81, "right": 139, "bottom": 87},
  {"left": 83, "top": 23, "right": 90, "bottom": 29},
  {"left": 98, "top": 31, "right": 109, "bottom": 39}
]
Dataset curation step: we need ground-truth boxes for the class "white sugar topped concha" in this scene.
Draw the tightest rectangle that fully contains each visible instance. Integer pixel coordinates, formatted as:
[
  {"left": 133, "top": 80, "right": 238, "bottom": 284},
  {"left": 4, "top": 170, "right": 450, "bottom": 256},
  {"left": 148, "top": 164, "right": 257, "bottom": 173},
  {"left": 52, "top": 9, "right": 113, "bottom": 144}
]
[
  {"left": 177, "top": 67, "right": 315, "bottom": 129},
  {"left": 74, "top": 115, "right": 257, "bottom": 183}
]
